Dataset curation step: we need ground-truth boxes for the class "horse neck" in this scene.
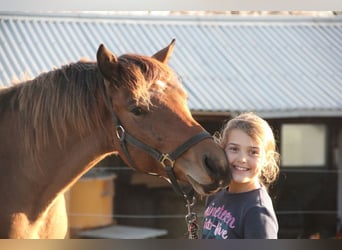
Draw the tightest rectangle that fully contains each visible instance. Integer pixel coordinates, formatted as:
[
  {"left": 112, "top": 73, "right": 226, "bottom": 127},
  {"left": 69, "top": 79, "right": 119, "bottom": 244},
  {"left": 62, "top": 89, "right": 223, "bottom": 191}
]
[
  {"left": 38, "top": 120, "right": 115, "bottom": 202},
  {"left": 15, "top": 115, "right": 115, "bottom": 220}
]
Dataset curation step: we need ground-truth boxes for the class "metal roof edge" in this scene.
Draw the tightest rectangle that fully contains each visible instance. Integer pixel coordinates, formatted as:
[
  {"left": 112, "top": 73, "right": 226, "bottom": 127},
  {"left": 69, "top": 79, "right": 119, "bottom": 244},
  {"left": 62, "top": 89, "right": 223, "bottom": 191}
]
[
  {"left": 191, "top": 111, "right": 231, "bottom": 117},
  {"left": 191, "top": 110, "right": 342, "bottom": 119},
  {"left": 252, "top": 110, "right": 342, "bottom": 119},
  {"left": 1, "top": 11, "right": 342, "bottom": 24}
]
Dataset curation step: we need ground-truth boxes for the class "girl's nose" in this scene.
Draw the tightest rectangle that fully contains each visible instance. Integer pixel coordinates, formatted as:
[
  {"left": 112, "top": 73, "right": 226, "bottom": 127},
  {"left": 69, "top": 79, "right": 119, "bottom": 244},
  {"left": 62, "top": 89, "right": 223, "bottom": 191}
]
[{"left": 238, "top": 152, "right": 247, "bottom": 163}]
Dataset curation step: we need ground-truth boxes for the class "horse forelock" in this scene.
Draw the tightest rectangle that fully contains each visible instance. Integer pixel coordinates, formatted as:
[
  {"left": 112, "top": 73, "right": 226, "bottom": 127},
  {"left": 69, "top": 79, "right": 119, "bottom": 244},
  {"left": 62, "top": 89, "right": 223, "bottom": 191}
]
[
  {"left": 116, "top": 54, "right": 181, "bottom": 108},
  {"left": 11, "top": 62, "right": 107, "bottom": 155}
]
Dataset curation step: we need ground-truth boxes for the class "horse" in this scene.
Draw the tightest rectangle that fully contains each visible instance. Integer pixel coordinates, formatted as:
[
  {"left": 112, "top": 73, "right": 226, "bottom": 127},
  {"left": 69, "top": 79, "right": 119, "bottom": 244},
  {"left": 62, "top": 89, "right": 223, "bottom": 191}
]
[{"left": 0, "top": 39, "right": 231, "bottom": 238}]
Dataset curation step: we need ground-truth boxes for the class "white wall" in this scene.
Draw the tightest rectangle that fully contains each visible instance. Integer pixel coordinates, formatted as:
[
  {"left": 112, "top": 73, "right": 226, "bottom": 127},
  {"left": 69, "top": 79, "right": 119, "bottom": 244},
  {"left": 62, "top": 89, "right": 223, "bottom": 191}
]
[{"left": 0, "top": 1, "right": 340, "bottom": 12}]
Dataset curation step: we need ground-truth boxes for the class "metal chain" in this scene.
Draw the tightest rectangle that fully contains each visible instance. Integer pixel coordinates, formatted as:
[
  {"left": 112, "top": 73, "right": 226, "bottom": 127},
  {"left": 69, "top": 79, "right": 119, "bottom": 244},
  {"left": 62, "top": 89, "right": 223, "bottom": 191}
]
[{"left": 184, "top": 196, "right": 199, "bottom": 239}]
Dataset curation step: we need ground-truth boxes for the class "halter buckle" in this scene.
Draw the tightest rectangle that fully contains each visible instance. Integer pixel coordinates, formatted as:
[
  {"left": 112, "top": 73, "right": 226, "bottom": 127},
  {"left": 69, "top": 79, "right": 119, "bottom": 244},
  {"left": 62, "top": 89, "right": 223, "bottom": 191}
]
[
  {"left": 115, "top": 125, "right": 125, "bottom": 141},
  {"left": 160, "top": 153, "right": 175, "bottom": 168}
]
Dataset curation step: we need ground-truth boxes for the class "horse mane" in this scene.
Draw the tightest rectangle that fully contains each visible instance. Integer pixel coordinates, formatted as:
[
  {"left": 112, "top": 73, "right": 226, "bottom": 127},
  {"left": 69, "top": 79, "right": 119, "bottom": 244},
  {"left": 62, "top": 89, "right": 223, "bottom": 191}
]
[
  {"left": 1, "top": 62, "right": 107, "bottom": 153},
  {"left": 0, "top": 54, "right": 181, "bottom": 157}
]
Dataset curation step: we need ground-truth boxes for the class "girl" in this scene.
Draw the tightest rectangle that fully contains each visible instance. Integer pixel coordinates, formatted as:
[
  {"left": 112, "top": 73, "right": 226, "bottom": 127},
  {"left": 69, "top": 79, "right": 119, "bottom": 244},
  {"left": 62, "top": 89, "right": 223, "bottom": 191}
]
[{"left": 201, "top": 112, "right": 280, "bottom": 239}]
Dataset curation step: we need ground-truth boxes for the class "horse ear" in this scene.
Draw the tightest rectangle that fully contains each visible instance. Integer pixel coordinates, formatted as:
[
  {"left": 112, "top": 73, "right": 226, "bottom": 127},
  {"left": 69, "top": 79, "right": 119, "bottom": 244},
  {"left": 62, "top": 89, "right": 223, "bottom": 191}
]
[
  {"left": 96, "top": 44, "right": 118, "bottom": 80},
  {"left": 152, "top": 39, "right": 176, "bottom": 64}
]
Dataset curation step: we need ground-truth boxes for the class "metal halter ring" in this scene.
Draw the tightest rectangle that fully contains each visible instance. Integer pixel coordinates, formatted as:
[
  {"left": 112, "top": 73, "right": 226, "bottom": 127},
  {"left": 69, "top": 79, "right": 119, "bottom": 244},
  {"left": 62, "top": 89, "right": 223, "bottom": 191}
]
[
  {"left": 115, "top": 125, "right": 126, "bottom": 141},
  {"left": 159, "top": 153, "right": 175, "bottom": 168}
]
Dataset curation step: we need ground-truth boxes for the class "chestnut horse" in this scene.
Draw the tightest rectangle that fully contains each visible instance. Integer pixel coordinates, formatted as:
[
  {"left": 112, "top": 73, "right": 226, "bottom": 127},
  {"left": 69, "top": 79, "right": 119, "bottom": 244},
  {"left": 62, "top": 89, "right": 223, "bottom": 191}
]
[{"left": 0, "top": 40, "right": 230, "bottom": 238}]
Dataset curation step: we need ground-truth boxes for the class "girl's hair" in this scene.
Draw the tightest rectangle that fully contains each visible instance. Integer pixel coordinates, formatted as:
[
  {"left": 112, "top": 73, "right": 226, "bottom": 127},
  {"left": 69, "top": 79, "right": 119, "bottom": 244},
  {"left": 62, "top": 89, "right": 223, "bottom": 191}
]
[{"left": 218, "top": 112, "right": 280, "bottom": 186}]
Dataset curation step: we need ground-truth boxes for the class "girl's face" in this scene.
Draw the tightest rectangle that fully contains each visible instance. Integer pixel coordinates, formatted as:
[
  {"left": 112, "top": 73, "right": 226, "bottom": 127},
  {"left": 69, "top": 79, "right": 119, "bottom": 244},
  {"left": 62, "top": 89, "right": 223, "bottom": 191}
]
[{"left": 224, "top": 128, "right": 266, "bottom": 192}]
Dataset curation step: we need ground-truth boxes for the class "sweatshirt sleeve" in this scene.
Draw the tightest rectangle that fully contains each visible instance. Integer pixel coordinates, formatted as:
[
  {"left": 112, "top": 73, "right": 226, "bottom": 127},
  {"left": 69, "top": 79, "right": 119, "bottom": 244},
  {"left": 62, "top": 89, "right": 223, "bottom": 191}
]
[{"left": 242, "top": 206, "right": 278, "bottom": 239}]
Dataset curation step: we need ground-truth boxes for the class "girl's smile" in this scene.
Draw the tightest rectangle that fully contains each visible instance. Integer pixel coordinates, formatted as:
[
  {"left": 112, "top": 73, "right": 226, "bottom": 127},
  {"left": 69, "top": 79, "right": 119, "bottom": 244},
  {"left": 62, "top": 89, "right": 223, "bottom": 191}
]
[{"left": 232, "top": 165, "right": 250, "bottom": 171}]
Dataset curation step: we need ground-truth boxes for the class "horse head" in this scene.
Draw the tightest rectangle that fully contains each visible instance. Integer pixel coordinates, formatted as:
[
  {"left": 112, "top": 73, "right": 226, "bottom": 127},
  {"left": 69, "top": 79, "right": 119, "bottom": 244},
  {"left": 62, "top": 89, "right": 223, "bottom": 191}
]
[{"left": 96, "top": 39, "right": 231, "bottom": 196}]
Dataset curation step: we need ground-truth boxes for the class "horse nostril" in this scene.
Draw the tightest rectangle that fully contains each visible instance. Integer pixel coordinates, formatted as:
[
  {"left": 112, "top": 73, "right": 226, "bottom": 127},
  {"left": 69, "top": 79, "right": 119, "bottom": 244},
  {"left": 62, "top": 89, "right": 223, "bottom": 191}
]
[
  {"left": 203, "top": 155, "right": 218, "bottom": 179},
  {"left": 204, "top": 155, "right": 231, "bottom": 187}
]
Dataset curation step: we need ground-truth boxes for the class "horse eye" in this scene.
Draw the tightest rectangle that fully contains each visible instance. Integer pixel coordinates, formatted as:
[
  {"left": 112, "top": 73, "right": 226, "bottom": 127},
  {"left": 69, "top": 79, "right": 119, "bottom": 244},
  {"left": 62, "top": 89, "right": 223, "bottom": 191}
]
[{"left": 131, "top": 107, "right": 146, "bottom": 116}]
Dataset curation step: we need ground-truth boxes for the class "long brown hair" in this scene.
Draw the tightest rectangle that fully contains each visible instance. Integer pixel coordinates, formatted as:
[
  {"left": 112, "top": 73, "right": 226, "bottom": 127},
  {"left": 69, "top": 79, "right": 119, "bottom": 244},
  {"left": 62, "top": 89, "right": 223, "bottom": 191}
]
[{"left": 219, "top": 112, "right": 280, "bottom": 185}]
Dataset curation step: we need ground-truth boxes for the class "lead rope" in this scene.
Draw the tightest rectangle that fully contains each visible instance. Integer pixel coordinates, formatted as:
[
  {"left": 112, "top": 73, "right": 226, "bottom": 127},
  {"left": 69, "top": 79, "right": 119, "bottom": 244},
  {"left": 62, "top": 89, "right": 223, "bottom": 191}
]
[{"left": 184, "top": 196, "right": 199, "bottom": 239}]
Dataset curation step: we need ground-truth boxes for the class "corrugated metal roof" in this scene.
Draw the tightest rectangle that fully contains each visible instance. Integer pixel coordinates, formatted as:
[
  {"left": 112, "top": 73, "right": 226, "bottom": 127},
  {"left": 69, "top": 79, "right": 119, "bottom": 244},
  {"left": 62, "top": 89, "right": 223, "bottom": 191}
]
[{"left": 1, "top": 12, "right": 341, "bottom": 118}]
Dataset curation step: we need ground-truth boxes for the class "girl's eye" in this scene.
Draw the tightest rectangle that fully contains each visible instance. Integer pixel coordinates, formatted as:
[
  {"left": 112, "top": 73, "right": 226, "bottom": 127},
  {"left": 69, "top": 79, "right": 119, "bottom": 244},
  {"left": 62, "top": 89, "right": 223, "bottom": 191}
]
[
  {"left": 227, "top": 146, "right": 238, "bottom": 152},
  {"left": 131, "top": 107, "right": 146, "bottom": 116},
  {"left": 249, "top": 149, "right": 260, "bottom": 156}
]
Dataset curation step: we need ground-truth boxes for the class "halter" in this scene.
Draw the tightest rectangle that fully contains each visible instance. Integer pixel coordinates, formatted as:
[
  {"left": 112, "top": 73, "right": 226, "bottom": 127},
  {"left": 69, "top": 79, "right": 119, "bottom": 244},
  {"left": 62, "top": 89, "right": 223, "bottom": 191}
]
[
  {"left": 112, "top": 111, "right": 211, "bottom": 199},
  {"left": 104, "top": 90, "right": 210, "bottom": 239}
]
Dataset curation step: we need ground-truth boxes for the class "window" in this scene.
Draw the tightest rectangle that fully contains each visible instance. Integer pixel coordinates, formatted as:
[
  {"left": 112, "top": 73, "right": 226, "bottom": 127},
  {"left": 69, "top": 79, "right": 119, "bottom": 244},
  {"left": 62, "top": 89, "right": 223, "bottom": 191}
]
[{"left": 281, "top": 124, "right": 327, "bottom": 167}]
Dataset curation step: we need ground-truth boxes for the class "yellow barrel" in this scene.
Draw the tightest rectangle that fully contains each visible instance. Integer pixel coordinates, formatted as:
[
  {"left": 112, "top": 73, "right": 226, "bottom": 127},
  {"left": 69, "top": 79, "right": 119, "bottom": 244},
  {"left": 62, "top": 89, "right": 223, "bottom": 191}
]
[{"left": 68, "top": 173, "right": 117, "bottom": 230}]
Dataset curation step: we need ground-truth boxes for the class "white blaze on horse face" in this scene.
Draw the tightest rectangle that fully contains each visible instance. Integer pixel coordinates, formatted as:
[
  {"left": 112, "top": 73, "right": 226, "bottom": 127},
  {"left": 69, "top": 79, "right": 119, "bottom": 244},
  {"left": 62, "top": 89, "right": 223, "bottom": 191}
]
[{"left": 156, "top": 80, "right": 167, "bottom": 92}]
